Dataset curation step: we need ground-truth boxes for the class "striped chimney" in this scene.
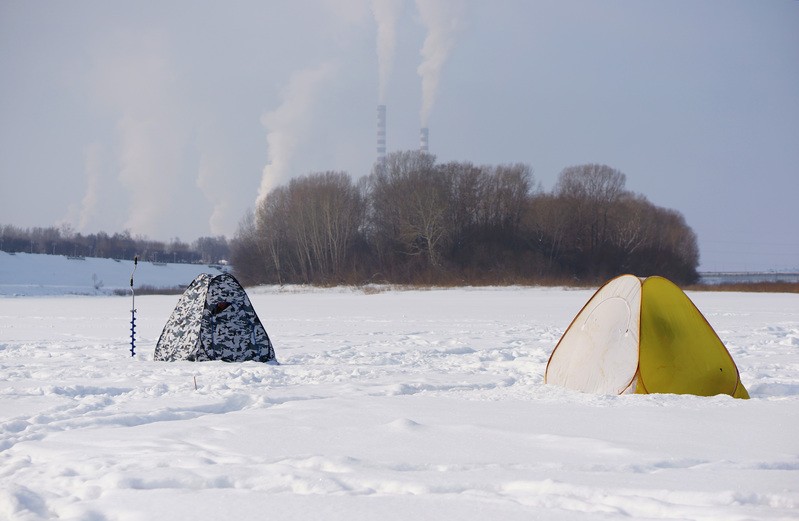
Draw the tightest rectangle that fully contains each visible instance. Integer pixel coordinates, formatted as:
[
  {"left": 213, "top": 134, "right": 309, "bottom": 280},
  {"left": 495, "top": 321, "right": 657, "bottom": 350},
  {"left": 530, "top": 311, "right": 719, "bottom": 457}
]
[{"left": 377, "top": 105, "right": 387, "bottom": 161}]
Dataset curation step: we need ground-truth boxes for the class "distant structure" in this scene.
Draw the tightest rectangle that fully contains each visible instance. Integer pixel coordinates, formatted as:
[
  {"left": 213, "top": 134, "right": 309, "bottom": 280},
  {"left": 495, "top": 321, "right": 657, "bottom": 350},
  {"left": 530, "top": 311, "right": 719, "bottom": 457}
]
[
  {"left": 419, "top": 127, "right": 429, "bottom": 153},
  {"left": 377, "top": 105, "right": 387, "bottom": 163}
]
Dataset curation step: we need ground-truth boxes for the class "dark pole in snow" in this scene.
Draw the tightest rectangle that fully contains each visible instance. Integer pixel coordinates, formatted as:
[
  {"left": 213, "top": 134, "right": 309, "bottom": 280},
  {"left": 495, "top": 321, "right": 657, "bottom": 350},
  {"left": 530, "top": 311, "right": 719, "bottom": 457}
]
[{"left": 130, "top": 256, "right": 138, "bottom": 357}]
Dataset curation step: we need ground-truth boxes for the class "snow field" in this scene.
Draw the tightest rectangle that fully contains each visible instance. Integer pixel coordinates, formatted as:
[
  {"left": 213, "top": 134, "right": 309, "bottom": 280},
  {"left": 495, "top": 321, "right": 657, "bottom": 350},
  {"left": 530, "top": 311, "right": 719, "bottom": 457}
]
[
  {"left": 0, "top": 287, "right": 797, "bottom": 520},
  {"left": 0, "top": 251, "right": 216, "bottom": 296}
]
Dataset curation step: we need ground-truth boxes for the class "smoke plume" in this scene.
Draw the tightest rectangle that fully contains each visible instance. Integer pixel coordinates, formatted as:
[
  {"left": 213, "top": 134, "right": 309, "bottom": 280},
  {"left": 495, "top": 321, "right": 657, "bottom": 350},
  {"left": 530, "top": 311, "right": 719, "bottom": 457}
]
[
  {"left": 61, "top": 142, "right": 105, "bottom": 232},
  {"left": 196, "top": 135, "right": 232, "bottom": 236},
  {"left": 257, "top": 62, "right": 336, "bottom": 206},
  {"left": 415, "top": 0, "right": 464, "bottom": 126},
  {"left": 90, "top": 30, "right": 192, "bottom": 238},
  {"left": 372, "top": 0, "right": 403, "bottom": 103},
  {"left": 78, "top": 142, "right": 104, "bottom": 230}
]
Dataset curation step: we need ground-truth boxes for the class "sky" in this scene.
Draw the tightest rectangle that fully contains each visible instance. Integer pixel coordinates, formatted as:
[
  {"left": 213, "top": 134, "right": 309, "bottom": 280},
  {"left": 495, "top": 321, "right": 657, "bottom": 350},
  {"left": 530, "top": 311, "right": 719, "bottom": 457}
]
[{"left": 1, "top": 0, "right": 797, "bottom": 272}]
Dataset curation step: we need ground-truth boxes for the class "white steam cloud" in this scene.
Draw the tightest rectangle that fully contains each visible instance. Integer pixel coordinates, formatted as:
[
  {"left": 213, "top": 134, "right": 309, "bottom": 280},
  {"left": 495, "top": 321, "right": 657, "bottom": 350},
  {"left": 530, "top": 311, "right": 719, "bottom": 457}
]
[
  {"left": 78, "top": 142, "right": 104, "bottom": 230},
  {"left": 416, "top": 0, "right": 464, "bottom": 126},
  {"left": 90, "top": 30, "right": 191, "bottom": 238},
  {"left": 116, "top": 112, "right": 186, "bottom": 237},
  {"left": 257, "top": 61, "right": 336, "bottom": 205},
  {"left": 372, "top": 0, "right": 403, "bottom": 103},
  {"left": 196, "top": 142, "right": 232, "bottom": 236},
  {"left": 62, "top": 142, "right": 105, "bottom": 232}
]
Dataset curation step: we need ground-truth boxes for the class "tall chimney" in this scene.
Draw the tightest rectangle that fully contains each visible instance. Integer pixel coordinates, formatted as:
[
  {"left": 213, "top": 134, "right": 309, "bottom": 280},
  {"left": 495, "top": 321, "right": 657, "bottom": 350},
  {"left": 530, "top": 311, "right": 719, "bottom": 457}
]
[
  {"left": 419, "top": 127, "right": 429, "bottom": 153},
  {"left": 377, "top": 105, "right": 387, "bottom": 162}
]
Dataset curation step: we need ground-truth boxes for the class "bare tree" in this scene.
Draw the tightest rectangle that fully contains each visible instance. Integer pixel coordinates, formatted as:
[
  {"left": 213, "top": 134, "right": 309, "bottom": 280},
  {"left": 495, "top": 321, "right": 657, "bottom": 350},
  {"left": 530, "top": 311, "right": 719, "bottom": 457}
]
[
  {"left": 608, "top": 193, "right": 653, "bottom": 259},
  {"left": 251, "top": 172, "right": 364, "bottom": 284},
  {"left": 482, "top": 163, "right": 534, "bottom": 234},
  {"left": 524, "top": 193, "right": 571, "bottom": 271},
  {"left": 368, "top": 151, "right": 452, "bottom": 271},
  {"left": 553, "top": 163, "right": 629, "bottom": 273},
  {"left": 400, "top": 169, "right": 452, "bottom": 268},
  {"left": 230, "top": 210, "right": 268, "bottom": 285},
  {"left": 194, "top": 236, "right": 230, "bottom": 264},
  {"left": 255, "top": 186, "right": 291, "bottom": 283}
]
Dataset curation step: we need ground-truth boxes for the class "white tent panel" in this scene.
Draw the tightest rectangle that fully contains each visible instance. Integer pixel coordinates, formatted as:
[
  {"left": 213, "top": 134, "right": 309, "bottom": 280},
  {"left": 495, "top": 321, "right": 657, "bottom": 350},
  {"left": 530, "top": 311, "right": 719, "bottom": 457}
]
[{"left": 545, "top": 275, "right": 642, "bottom": 394}]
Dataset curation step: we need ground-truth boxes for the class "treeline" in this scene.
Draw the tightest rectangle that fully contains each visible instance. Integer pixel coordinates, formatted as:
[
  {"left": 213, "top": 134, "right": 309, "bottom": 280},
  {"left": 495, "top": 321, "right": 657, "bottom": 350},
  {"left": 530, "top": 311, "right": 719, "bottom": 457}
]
[
  {"left": 0, "top": 224, "right": 230, "bottom": 265},
  {"left": 231, "top": 153, "right": 699, "bottom": 286}
]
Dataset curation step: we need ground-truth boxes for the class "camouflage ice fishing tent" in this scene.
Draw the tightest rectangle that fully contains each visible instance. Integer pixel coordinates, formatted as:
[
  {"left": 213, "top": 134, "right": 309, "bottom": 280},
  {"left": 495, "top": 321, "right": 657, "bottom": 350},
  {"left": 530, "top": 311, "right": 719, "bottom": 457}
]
[
  {"left": 153, "top": 273, "right": 275, "bottom": 363},
  {"left": 545, "top": 274, "right": 748, "bottom": 398}
]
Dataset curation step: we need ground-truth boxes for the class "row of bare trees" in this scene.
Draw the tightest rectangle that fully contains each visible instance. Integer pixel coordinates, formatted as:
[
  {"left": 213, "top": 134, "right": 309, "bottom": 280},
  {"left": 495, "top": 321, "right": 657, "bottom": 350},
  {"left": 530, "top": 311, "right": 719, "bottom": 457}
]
[
  {"left": 231, "top": 153, "right": 699, "bottom": 286},
  {"left": 0, "top": 224, "right": 230, "bottom": 265}
]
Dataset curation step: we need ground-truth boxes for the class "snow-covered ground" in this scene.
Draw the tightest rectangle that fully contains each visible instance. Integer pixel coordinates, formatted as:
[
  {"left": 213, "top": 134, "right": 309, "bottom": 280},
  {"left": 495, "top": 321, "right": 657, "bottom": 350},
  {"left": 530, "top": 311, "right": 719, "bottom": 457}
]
[{"left": 0, "top": 257, "right": 797, "bottom": 520}]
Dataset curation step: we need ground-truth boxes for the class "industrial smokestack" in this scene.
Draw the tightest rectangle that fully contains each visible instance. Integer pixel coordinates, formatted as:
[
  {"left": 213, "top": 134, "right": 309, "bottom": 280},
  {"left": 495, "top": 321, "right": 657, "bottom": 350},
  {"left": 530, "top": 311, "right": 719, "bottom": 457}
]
[
  {"left": 377, "top": 104, "right": 387, "bottom": 162},
  {"left": 419, "top": 127, "right": 429, "bottom": 153}
]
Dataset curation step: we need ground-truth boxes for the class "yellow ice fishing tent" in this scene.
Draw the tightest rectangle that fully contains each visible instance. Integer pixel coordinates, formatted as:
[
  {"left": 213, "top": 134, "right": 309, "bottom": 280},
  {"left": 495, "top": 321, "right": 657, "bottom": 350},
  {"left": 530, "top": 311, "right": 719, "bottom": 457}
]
[{"left": 545, "top": 274, "right": 749, "bottom": 398}]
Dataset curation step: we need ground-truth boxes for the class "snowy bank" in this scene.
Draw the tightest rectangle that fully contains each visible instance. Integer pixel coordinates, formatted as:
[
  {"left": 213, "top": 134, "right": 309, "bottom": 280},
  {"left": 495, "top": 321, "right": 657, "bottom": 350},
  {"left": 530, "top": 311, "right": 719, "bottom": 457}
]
[{"left": 0, "top": 251, "right": 222, "bottom": 296}]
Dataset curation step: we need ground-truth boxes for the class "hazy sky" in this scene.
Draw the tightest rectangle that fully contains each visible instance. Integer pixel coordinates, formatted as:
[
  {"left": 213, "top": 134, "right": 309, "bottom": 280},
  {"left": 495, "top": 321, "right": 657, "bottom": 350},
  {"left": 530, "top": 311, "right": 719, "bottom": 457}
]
[{"left": 1, "top": 0, "right": 797, "bottom": 271}]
